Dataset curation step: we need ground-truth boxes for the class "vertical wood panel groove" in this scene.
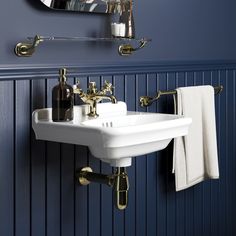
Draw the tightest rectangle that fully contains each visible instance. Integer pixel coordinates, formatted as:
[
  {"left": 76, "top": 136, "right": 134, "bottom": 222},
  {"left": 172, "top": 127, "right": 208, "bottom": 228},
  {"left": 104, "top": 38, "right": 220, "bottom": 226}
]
[
  {"left": 45, "top": 79, "right": 48, "bottom": 236},
  {"left": 29, "top": 80, "right": 32, "bottom": 236},
  {"left": 233, "top": 70, "right": 236, "bottom": 236},
  {"left": 14, "top": 80, "right": 31, "bottom": 236},
  {"left": 134, "top": 74, "right": 137, "bottom": 236},
  {"left": 60, "top": 144, "right": 62, "bottom": 236},
  {"left": 13, "top": 80, "right": 16, "bottom": 236},
  {"left": 217, "top": 70, "right": 221, "bottom": 236},
  {"left": 73, "top": 145, "right": 76, "bottom": 236},
  {"left": 145, "top": 74, "right": 148, "bottom": 236},
  {"left": 225, "top": 70, "right": 229, "bottom": 235},
  {"left": 45, "top": 142, "right": 48, "bottom": 236}
]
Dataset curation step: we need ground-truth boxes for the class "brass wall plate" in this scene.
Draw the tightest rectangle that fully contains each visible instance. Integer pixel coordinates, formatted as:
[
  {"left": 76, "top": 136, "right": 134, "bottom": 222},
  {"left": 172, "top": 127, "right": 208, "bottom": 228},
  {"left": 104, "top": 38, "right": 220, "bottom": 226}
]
[
  {"left": 118, "top": 44, "right": 134, "bottom": 56},
  {"left": 15, "top": 43, "right": 36, "bottom": 57},
  {"left": 15, "top": 35, "right": 42, "bottom": 57},
  {"left": 77, "top": 167, "right": 93, "bottom": 186},
  {"left": 118, "top": 39, "right": 149, "bottom": 56}
]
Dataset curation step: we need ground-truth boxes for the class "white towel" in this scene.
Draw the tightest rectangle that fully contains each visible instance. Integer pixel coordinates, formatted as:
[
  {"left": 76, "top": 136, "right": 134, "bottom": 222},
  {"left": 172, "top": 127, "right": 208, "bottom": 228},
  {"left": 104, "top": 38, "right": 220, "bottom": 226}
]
[{"left": 173, "top": 85, "right": 219, "bottom": 191}]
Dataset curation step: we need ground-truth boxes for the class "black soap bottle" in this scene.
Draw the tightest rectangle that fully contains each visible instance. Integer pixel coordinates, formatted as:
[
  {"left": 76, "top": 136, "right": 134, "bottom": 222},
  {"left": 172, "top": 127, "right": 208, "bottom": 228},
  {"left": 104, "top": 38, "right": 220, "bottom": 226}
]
[{"left": 52, "top": 68, "right": 74, "bottom": 122}]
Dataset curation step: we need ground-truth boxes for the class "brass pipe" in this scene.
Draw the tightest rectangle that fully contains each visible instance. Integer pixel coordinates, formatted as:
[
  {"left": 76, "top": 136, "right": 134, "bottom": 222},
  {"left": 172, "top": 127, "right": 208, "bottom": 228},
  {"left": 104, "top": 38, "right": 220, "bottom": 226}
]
[
  {"left": 140, "top": 85, "right": 224, "bottom": 107},
  {"left": 76, "top": 167, "right": 114, "bottom": 187},
  {"left": 113, "top": 167, "right": 129, "bottom": 210},
  {"left": 76, "top": 166, "right": 129, "bottom": 210}
]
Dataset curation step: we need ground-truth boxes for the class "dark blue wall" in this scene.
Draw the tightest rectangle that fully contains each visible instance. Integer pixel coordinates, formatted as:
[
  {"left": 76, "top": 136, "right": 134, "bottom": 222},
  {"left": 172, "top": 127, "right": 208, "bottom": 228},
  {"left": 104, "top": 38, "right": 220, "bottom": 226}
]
[{"left": 0, "top": 0, "right": 236, "bottom": 236}]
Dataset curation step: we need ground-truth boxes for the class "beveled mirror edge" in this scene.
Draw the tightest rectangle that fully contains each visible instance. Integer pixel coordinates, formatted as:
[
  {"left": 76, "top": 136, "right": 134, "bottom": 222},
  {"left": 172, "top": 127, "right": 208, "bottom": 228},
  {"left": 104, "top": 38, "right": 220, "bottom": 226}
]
[
  {"left": 40, "top": 0, "right": 109, "bottom": 14},
  {"left": 40, "top": 0, "right": 133, "bottom": 14}
]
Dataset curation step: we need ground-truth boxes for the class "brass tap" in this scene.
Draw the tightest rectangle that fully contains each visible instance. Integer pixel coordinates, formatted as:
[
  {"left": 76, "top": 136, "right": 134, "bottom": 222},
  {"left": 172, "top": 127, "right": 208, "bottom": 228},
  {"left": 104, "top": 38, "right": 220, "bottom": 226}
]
[{"left": 74, "top": 80, "right": 117, "bottom": 117}]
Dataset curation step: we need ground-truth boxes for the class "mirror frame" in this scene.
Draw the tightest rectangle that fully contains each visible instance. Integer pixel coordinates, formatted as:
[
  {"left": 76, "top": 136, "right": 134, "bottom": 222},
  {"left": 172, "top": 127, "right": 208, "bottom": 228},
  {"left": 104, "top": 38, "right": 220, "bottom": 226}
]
[{"left": 40, "top": 0, "right": 114, "bottom": 14}]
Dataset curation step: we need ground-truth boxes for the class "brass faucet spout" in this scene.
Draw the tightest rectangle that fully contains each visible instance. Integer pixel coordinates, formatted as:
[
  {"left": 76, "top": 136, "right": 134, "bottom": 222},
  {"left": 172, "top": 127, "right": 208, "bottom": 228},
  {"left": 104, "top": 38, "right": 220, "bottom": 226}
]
[
  {"left": 110, "top": 95, "right": 117, "bottom": 104},
  {"left": 96, "top": 94, "right": 117, "bottom": 104}
]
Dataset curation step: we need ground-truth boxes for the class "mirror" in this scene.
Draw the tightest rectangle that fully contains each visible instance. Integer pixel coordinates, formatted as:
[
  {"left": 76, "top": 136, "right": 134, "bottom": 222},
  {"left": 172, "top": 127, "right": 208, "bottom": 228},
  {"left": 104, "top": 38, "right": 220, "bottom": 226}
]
[{"left": 40, "top": 0, "right": 131, "bottom": 14}]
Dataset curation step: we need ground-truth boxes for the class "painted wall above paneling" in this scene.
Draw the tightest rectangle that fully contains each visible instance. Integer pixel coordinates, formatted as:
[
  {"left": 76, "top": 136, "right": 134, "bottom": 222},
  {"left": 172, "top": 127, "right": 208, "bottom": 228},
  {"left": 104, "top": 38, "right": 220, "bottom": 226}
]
[{"left": 1, "top": 0, "right": 236, "bottom": 68}]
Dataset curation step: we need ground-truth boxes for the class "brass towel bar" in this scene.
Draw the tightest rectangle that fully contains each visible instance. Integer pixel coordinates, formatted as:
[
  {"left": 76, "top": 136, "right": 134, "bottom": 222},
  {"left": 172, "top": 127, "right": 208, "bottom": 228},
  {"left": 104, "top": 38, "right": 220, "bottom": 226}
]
[{"left": 140, "top": 85, "right": 223, "bottom": 107}]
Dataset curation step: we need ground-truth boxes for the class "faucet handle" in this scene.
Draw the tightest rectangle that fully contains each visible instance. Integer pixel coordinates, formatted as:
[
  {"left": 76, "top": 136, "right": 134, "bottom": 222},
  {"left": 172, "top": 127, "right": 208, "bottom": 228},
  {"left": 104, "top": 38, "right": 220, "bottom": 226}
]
[
  {"left": 74, "top": 78, "right": 80, "bottom": 86},
  {"left": 88, "top": 81, "right": 98, "bottom": 94},
  {"left": 89, "top": 81, "right": 96, "bottom": 87},
  {"left": 73, "top": 79, "right": 84, "bottom": 95},
  {"left": 101, "top": 80, "right": 114, "bottom": 95}
]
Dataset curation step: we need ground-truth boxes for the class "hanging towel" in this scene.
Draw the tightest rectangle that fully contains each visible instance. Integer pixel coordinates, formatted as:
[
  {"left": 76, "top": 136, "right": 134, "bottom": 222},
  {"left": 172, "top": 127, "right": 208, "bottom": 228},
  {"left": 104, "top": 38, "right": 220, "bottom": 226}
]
[{"left": 173, "top": 85, "right": 219, "bottom": 191}]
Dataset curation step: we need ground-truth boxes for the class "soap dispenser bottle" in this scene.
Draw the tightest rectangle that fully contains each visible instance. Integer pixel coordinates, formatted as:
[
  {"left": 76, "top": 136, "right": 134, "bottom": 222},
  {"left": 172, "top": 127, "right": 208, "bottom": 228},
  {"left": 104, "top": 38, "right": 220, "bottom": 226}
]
[{"left": 52, "top": 68, "right": 74, "bottom": 122}]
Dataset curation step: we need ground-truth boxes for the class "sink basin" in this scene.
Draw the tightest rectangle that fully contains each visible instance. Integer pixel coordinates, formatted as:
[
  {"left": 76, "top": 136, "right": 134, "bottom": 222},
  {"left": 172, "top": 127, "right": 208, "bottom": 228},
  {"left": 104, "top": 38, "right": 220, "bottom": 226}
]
[{"left": 32, "top": 102, "right": 191, "bottom": 167}]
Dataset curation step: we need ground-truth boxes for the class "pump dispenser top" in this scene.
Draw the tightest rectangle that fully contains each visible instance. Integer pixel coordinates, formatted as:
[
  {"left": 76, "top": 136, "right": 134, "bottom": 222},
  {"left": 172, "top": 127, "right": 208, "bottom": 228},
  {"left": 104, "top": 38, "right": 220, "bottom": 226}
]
[
  {"left": 59, "top": 68, "right": 67, "bottom": 82},
  {"left": 52, "top": 68, "right": 74, "bottom": 122}
]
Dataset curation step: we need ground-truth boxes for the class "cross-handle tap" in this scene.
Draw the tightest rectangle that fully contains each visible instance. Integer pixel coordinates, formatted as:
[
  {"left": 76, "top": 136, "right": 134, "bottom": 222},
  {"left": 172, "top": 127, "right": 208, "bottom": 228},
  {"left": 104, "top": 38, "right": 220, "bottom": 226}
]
[
  {"left": 100, "top": 80, "right": 114, "bottom": 95},
  {"left": 73, "top": 80, "right": 117, "bottom": 117},
  {"left": 88, "top": 81, "right": 98, "bottom": 95}
]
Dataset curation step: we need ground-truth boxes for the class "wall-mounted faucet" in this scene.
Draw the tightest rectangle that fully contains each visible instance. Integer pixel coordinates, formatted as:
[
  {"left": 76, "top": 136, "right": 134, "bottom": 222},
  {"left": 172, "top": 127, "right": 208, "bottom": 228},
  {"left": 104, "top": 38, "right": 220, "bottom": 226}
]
[
  {"left": 73, "top": 80, "right": 117, "bottom": 117},
  {"left": 77, "top": 167, "right": 129, "bottom": 210}
]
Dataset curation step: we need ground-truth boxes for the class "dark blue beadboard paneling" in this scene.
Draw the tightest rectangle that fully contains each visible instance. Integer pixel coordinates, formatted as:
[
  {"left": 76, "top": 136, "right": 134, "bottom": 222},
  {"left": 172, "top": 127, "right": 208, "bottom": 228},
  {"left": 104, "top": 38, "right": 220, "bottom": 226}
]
[
  {"left": 136, "top": 74, "right": 147, "bottom": 236},
  {"left": 31, "top": 79, "right": 47, "bottom": 236},
  {"left": 15, "top": 80, "right": 31, "bottom": 236},
  {"left": 0, "top": 81, "right": 14, "bottom": 236},
  {"left": 46, "top": 79, "right": 61, "bottom": 236},
  {"left": 0, "top": 64, "right": 236, "bottom": 236},
  {"left": 124, "top": 74, "right": 136, "bottom": 236},
  {"left": 146, "top": 73, "right": 157, "bottom": 236}
]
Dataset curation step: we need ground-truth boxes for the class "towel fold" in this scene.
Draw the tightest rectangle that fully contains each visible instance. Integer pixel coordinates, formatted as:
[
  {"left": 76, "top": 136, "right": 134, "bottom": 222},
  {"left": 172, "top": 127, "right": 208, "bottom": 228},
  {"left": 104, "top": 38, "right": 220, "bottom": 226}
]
[{"left": 173, "top": 85, "right": 219, "bottom": 191}]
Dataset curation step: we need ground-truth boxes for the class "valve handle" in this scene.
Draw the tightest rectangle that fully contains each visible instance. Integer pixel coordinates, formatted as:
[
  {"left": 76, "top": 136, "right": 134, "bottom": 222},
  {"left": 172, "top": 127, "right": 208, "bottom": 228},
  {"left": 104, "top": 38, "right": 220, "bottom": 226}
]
[{"left": 102, "top": 80, "right": 114, "bottom": 94}]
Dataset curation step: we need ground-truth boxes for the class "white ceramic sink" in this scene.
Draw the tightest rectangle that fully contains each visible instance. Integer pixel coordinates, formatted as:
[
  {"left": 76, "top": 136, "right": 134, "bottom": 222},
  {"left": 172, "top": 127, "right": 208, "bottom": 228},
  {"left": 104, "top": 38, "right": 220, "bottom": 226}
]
[{"left": 32, "top": 102, "right": 191, "bottom": 167}]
